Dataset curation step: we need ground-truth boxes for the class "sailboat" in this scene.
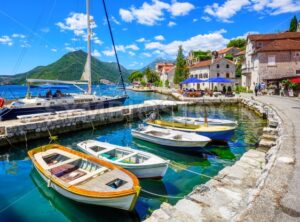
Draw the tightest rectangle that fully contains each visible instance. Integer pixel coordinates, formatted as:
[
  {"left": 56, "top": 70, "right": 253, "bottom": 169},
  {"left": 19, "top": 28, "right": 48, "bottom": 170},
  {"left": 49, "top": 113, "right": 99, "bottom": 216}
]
[{"left": 0, "top": 0, "right": 127, "bottom": 121}]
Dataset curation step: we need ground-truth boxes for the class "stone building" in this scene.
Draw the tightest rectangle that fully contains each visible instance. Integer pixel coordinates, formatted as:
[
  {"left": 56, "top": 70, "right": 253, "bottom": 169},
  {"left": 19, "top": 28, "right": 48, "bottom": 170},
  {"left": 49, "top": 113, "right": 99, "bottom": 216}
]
[
  {"left": 155, "top": 62, "right": 175, "bottom": 87},
  {"left": 242, "top": 32, "right": 300, "bottom": 91},
  {"left": 187, "top": 57, "right": 236, "bottom": 90},
  {"left": 218, "top": 47, "right": 241, "bottom": 58}
]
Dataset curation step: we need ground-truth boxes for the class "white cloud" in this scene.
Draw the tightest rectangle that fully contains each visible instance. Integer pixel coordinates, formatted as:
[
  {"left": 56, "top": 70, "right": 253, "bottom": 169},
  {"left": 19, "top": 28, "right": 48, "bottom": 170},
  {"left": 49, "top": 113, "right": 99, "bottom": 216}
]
[
  {"left": 12, "top": 33, "right": 26, "bottom": 38},
  {"left": 126, "top": 44, "right": 139, "bottom": 50},
  {"left": 128, "top": 51, "right": 136, "bottom": 56},
  {"left": 128, "top": 61, "right": 139, "bottom": 67},
  {"left": 51, "top": 48, "right": 57, "bottom": 52},
  {"left": 142, "top": 52, "right": 152, "bottom": 57},
  {"left": 92, "top": 49, "right": 101, "bottom": 57},
  {"left": 116, "top": 45, "right": 126, "bottom": 52},
  {"left": 93, "top": 36, "right": 103, "bottom": 45},
  {"left": 234, "top": 31, "right": 259, "bottom": 39},
  {"left": 136, "top": 37, "right": 146, "bottom": 42},
  {"left": 201, "top": 16, "right": 211, "bottom": 22},
  {"left": 111, "top": 16, "right": 120, "bottom": 25},
  {"left": 145, "top": 29, "right": 229, "bottom": 57},
  {"left": 102, "top": 49, "right": 115, "bottom": 57},
  {"left": 204, "top": 0, "right": 300, "bottom": 22},
  {"left": 168, "top": 21, "right": 176, "bottom": 27},
  {"left": 20, "top": 40, "right": 31, "bottom": 48},
  {"left": 65, "top": 46, "right": 77, "bottom": 52},
  {"left": 122, "top": 28, "right": 128, "bottom": 31},
  {"left": 154, "top": 35, "right": 165, "bottom": 41},
  {"left": 204, "top": 0, "right": 250, "bottom": 23},
  {"left": 119, "top": 0, "right": 194, "bottom": 26},
  {"left": 192, "top": 18, "right": 198, "bottom": 22},
  {"left": 168, "top": 1, "right": 195, "bottom": 16},
  {"left": 57, "top": 13, "right": 97, "bottom": 35},
  {"left": 119, "top": 9, "right": 134, "bottom": 22},
  {"left": 0, "top": 36, "right": 13, "bottom": 46}
]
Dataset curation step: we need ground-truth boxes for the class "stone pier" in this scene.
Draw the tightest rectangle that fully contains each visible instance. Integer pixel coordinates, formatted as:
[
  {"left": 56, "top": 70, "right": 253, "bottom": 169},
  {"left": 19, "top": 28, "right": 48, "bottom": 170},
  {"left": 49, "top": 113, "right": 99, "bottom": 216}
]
[{"left": 0, "top": 100, "right": 187, "bottom": 148}]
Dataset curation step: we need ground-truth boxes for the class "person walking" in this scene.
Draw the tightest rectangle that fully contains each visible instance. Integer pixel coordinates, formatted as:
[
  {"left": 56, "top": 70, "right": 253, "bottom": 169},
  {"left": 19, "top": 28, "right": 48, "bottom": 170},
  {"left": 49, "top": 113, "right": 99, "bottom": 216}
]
[{"left": 254, "top": 83, "right": 259, "bottom": 96}]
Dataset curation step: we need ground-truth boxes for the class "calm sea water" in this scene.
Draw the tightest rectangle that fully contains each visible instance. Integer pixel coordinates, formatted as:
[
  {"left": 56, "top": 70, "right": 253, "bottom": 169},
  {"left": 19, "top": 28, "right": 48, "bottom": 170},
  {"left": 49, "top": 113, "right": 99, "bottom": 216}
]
[{"left": 0, "top": 85, "right": 266, "bottom": 222}]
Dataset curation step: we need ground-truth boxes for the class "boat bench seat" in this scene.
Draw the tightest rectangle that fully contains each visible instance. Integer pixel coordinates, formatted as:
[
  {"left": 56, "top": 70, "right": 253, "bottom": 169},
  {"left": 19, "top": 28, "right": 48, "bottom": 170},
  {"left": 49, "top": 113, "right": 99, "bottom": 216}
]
[
  {"left": 46, "top": 157, "right": 81, "bottom": 170},
  {"left": 69, "top": 167, "right": 108, "bottom": 186},
  {"left": 115, "top": 152, "right": 138, "bottom": 162}
]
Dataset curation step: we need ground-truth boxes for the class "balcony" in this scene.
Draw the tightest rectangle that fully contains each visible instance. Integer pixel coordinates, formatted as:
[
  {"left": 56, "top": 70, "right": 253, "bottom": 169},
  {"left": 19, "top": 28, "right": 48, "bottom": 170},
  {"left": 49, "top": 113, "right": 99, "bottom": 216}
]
[{"left": 241, "top": 65, "right": 253, "bottom": 74}]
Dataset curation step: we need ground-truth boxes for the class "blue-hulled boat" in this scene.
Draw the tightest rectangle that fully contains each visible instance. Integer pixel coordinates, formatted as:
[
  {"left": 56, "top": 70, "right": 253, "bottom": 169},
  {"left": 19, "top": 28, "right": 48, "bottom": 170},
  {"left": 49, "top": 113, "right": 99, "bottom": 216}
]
[{"left": 147, "top": 120, "right": 236, "bottom": 141}]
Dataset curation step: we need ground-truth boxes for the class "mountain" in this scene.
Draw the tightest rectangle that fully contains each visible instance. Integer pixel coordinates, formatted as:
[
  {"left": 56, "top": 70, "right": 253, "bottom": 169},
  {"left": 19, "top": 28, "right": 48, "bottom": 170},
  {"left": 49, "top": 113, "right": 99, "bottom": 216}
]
[
  {"left": 141, "top": 58, "right": 175, "bottom": 71},
  {"left": 0, "top": 50, "right": 131, "bottom": 85}
]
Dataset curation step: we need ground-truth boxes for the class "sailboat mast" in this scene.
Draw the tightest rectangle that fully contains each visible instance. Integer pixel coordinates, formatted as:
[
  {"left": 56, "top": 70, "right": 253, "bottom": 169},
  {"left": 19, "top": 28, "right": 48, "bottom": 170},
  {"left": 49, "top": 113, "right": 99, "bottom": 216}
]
[{"left": 86, "top": 0, "right": 92, "bottom": 95}]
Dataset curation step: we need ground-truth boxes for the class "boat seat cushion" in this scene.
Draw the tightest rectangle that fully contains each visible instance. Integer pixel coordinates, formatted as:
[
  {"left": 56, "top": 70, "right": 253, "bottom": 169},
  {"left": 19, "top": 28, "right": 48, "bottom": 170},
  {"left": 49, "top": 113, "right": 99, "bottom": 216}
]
[{"left": 50, "top": 163, "right": 77, "bottom": 177}]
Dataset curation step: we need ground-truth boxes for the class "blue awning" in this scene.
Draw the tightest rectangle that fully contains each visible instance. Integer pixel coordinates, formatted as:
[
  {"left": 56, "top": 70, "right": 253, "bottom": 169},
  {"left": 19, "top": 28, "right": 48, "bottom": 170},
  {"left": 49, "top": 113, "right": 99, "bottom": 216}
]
[
  {"left": 180, "top": 77, "right": 204, "bottom": 84},
  {"left": 31, "top": 84, "right": 70, "bottom": 90},
  {"left": 204, "top": 77, "right": 233, "bottom": 83}
]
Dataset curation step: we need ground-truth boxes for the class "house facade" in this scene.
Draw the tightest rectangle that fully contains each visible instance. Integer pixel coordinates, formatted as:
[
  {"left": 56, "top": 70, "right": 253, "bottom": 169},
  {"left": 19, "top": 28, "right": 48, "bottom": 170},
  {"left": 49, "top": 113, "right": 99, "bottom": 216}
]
[
  {"left": 242, "top": 32, "right": 300, "bottom": 91},
  {"left": 155, "top": 62, "right": 175, "bottom": 87},
  {"left": 218, "top": 47, "right": 241, "bottom": 58},
  {"left": 187, "top": 58, "right": 236, "bottom": 90}
]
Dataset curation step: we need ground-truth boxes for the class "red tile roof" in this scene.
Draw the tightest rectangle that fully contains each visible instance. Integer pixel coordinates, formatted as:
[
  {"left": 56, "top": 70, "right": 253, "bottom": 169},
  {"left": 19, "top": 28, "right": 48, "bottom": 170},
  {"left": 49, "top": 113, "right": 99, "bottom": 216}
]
[
  {"left": 248, "top": 32, "right": 300, "bottom": 41},
  {"left": 234, "top": 50, "right": 245, "bottom": 56},
  {"left": 189, "top": 60, "right": 212, "bottom": 68},
  {"left": 257, "top": 39, "right": 300, "bottom": 52},
  {"left": 218, "top": 47, "right": 233, "bottom": 54}
]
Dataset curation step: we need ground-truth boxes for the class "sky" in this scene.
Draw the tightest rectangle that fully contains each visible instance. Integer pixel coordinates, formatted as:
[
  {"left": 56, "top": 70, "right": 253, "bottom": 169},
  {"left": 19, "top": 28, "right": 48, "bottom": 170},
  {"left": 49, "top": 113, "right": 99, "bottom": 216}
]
[{"left": 0, "top": 0, "right": 300, "bottom": 75}]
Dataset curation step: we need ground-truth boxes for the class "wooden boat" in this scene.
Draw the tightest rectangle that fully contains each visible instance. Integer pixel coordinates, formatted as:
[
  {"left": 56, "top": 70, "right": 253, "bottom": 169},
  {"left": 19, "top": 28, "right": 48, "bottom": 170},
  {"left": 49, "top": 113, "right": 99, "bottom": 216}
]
[
  {"left": 28, "top": 144, "right": 140, "bottom": 211},
  {"left": 147, "top": 120, "right": 236, "bottom": 141},
  {"left": 77, "top": 140, "right": 169, "bottom": 179},
  {"left": 173, "top": 116, "right": 237, "bottom": 126},
  {"left": 131, "top": 125, "right": 211, "bottom": 150}
]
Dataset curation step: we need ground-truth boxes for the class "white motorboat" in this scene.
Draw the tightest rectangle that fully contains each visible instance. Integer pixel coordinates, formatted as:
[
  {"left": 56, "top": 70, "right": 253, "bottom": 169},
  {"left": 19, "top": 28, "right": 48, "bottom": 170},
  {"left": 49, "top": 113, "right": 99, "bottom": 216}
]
[
  {"left": 173, "top": 116, "right": 237, "bottom": 126},
  {"left": 28, "top": 144, "right": 140, "bottom": 211},
  {"left": 77, "top": 140, "right": 169, "bottom": 179},
  {"left": 131, "top": 125, "right": 211, "bottom": 150}
]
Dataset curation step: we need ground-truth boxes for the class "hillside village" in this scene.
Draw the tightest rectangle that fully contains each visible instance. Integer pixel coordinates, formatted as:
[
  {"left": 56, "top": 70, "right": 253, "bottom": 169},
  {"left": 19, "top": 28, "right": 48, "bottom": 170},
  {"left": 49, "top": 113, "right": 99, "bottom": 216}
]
[{"left": 129, "top": 16, "right": 300, "bottom": 97}]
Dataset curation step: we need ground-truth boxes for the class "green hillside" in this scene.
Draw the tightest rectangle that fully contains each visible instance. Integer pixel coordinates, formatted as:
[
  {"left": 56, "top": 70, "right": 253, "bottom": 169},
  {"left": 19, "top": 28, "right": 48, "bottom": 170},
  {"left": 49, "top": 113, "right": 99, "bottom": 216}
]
[{"left": 0, "top": 50, "right": 130, "bottom": 85}]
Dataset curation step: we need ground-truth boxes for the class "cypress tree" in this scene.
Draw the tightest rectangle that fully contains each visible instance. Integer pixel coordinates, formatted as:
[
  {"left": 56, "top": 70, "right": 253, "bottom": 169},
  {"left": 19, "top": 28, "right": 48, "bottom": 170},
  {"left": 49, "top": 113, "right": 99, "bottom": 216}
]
[
  {"left": 289, "top": 15, "right": 298, "bottom": 32},
  {"left": 174, "top": 45, "right": 189, "bottom": 84}
]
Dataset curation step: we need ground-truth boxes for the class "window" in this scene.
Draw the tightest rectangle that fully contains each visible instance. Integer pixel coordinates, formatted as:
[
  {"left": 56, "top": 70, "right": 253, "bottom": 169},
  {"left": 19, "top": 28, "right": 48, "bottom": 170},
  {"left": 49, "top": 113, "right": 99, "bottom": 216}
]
[
  {"left": 226, "top": 73, "right": 230, "bottom": 78},
  {"left": 216, "top": 64, "right": 220, "bottom": 68},
  {"left": 268, "top": 55, "right": 276, "bottom": 66},
  {"left": 217, "top": 73, "right": 220, "bottom": 77},
  {"left": 200, "top": 74, "right": 203, "bottom": 78},
  {"left": 226, "top": 64, "right": 230, "bottom": 68}
]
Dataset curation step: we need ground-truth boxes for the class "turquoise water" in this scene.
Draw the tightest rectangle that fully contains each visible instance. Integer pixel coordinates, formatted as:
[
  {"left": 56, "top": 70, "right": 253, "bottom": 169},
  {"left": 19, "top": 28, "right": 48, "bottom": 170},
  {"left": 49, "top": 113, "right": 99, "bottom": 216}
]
[{"left": 0, "top": 86, "right": 266, "bottom": 222}]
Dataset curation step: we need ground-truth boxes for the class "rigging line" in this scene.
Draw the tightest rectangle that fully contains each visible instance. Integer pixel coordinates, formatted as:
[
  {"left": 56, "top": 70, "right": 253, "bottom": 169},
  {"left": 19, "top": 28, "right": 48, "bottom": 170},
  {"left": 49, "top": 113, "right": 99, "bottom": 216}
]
[{"left": 102, "top": 0, "right": 127, "bottom": 95}]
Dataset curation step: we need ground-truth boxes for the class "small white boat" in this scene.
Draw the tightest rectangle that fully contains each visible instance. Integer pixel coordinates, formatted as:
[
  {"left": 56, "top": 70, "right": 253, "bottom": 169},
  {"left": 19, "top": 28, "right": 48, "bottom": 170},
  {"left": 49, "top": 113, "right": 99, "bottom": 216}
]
[
  {"left": 28, "top": 144, "right": 140, "bottom": 211},
  {"left": 131, "top": 125, "right": 211, "bottom": 150},
  {"left": 77, "top": 140, "right": 169, "bottom": 179},
  {"left": 173, "top": 116, "right": 237, "bottom": 126}
]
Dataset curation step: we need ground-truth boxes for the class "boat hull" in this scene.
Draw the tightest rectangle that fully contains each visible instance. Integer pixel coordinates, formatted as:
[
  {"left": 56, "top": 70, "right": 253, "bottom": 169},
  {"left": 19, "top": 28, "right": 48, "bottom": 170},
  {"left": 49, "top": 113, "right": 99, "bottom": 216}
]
[
  {"left": 114, "top": 163, "right": 168, "bottom": 179},
  {"left": 0, "top": 96, "right": 127, "bottom": 121},
  {"left": 132, "top": 130, "right": 209, "bottom": 150},
  {"left": 34, "top": 165, "right": 137, "bottom": 211},
  {"left": 173, "top": 117, "right": 237, "bottom": 127}
]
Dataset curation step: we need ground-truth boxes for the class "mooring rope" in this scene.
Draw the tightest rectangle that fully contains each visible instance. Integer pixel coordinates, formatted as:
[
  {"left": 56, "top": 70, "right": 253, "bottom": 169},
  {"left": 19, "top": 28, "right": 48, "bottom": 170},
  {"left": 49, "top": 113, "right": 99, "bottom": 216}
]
[
  {"left": 169, "top": 162, "right": 214, "bottom": 180},
  {"left": 141, "top": 188, "right": 185, "bottom": 199}
]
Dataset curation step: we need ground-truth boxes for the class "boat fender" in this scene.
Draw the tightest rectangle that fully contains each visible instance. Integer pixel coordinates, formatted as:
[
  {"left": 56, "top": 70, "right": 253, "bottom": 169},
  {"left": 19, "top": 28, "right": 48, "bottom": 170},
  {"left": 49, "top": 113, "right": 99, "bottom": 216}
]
[
  {"left": 0, "top": 98, "right": 4, "bottom": 108},
  {"left": 47, "top": 178, "right": 51, "bottom": 187}
]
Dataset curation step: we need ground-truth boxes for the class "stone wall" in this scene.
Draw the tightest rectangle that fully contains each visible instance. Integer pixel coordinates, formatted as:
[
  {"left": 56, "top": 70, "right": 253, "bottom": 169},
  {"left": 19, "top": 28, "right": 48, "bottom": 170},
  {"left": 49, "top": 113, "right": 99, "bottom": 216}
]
[{"left": 144, "top": 96, "right": 283, "bottom": 222}]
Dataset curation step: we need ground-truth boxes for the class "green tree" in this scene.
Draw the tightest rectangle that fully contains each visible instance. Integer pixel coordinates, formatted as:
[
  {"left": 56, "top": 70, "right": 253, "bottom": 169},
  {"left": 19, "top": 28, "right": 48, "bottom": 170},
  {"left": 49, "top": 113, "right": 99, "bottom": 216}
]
[
  {"left": 174, "top": 45, "right": 189, "bottom": 84},
  {"left": 224, "top": 53, "right": 233, "bottom": 61},
  {"left": 289, "top": 15, "right": 298, "bottom": 32},
  {"left": 143, "top": 67, "right": 159, "bottom": 84},
  {"left": 227, "top": 38, "right": 247, "bottom": 50},
  {"left": 193, "top": 50, "right": 212, "bottom": 61},
  {"left": 128, "top": 70, "right": 143, "bottom": 82}
]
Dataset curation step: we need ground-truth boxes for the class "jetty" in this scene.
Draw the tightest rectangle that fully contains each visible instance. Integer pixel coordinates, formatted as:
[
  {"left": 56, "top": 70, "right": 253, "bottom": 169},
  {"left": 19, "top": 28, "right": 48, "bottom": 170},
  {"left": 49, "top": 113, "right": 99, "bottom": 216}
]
[{"left": 0, "top": 100, "right": 188, "bottom": 148}]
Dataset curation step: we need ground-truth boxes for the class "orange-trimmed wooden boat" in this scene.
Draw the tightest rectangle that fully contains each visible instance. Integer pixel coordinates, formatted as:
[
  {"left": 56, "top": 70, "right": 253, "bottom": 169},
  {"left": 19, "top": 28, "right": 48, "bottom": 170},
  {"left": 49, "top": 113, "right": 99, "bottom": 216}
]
[{"left": 28, "top": 144, "right": 140, "bottom": 211}]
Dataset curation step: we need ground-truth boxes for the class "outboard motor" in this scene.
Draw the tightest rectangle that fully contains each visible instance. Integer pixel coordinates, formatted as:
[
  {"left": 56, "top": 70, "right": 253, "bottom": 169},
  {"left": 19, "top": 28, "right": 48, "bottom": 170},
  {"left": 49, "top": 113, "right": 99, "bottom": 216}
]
[{"left": 148, "top": 112, "right": 158, "bottom": 121}]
